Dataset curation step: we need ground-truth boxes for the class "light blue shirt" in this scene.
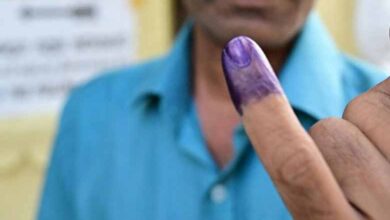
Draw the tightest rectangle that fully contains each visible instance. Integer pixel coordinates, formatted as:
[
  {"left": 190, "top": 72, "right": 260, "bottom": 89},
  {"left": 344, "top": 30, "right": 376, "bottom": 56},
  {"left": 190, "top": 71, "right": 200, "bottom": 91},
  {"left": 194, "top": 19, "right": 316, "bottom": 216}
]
[{"left": 38, "top": 14, "right": 387, "bottom": 220}]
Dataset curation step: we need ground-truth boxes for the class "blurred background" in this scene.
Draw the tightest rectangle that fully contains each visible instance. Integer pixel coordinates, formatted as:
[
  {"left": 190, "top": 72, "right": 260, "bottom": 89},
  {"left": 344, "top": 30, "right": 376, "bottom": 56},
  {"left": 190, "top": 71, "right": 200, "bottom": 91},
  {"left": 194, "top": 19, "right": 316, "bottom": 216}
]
[{"left": 0, "top": 0, "right": 389, "bottom": 219}]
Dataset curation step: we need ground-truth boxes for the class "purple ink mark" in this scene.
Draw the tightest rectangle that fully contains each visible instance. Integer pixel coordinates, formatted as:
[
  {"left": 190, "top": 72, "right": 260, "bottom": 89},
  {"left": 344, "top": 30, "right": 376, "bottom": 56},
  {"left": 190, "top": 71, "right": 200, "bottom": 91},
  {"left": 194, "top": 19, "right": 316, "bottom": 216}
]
[{"left": 222, "top": 36, "right": 282, "bottom": 115}]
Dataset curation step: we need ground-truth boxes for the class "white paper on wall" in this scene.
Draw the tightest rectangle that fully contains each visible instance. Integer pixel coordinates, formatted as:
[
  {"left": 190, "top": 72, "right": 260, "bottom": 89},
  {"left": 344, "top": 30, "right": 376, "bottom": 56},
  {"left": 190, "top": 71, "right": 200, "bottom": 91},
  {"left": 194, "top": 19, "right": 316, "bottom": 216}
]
[
  {"left": 355, "top": 0, "right": 390, "bottom": 73},
  {"left": 0, "top": 0, "right": 137, "bottom": 119}
]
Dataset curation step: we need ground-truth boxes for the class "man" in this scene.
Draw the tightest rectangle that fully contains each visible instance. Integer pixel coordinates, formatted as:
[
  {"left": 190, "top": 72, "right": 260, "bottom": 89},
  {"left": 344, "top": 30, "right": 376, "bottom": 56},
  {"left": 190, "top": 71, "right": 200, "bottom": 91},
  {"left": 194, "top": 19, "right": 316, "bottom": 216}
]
[{"left": 38, "top": 1, "right": 390, "bottom": 219}]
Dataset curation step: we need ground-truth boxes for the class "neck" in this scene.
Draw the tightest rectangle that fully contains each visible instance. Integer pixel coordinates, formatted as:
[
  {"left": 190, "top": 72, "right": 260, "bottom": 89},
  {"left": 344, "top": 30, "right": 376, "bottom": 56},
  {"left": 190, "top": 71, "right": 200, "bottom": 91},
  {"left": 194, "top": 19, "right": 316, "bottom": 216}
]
[
  {"left": 191, "top": 24, "right": 293, "bottom": 168},
  {"left": 192, "top": 24, "right": 292, "bottom": 102}
]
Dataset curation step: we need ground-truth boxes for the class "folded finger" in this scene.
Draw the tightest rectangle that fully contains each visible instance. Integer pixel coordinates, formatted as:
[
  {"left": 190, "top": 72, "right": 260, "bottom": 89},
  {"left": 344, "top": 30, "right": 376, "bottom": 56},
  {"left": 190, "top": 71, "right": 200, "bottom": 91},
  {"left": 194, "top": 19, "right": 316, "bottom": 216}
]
[
  {"left": 310, "top": 118, "right": 390, "bottom": 220},
  {"left": 343, "top": 77, "right": 390, "bottom": 161}
]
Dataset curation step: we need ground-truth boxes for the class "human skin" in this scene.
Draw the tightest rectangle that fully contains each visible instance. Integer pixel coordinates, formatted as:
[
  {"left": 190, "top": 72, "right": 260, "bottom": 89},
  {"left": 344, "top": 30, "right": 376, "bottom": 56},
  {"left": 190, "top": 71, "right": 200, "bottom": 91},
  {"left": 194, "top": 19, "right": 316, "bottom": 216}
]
[
  {"left": 183, "top": 0, "right": 314, "bottom": 167},
  {"left": 222, "top": 36, "right": 282, "bottom": 114},
  {"left": 223, "top": 36, "right": 390, "bottom": 220},
  {"left": 182, "top": 0, "right": 314, "bottom": 49}
]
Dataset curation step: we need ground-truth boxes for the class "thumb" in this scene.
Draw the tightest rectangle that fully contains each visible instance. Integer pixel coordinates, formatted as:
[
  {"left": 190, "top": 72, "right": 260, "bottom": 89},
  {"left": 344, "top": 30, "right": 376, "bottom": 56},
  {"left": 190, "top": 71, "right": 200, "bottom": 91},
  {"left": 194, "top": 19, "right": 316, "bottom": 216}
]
[{"left": 222, "top": 36, "right": 356, "bottom": 220}]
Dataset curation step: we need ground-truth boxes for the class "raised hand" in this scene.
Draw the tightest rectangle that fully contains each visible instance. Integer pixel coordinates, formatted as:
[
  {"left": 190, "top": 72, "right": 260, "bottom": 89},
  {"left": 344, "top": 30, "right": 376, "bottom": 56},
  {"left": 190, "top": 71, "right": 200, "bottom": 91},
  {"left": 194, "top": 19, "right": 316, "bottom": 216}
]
[{"left": 222, "top": 36, "right": 390, "bottom": 220}]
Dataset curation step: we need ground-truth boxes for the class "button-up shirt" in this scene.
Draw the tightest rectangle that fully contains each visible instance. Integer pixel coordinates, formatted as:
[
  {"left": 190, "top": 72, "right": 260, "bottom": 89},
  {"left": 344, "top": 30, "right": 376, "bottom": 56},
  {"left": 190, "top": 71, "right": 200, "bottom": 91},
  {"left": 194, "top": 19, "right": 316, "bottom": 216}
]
[{"left": 38, "top": 13, "right": 387, "bottom": 220}]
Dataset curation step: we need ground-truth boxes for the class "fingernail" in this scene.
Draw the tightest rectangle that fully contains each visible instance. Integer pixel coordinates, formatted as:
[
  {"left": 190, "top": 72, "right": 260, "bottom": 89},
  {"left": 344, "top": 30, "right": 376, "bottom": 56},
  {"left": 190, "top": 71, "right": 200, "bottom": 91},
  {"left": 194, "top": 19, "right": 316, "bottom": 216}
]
[
  {"left": 222, "top": 36, "right": 282, "bottom": 115},
  {"left": 224, "top": 37, "right": 252, "bottom": 68}
]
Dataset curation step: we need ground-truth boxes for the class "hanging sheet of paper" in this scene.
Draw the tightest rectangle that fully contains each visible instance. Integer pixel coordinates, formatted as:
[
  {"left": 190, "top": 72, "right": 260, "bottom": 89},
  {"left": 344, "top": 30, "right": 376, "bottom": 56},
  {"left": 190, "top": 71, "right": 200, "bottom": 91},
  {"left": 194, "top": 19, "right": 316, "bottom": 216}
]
[
  {"left": 0, "top": 0, "right": 137, "bottom": 119},
  {"left": 355, "top": 0, "right": 390, "bottom": 73}
]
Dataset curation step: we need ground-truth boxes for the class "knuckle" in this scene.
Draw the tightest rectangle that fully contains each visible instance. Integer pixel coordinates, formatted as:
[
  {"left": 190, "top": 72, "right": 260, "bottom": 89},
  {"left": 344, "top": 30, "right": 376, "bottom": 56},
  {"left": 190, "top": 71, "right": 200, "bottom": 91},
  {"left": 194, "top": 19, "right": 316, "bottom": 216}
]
[
  {"left": 309, "top": 118, "right": 344, "bottom": 145},
  {"left": 343, "top": 94, "right": 370, "bottom": 119},
  {"left": 377, "top": 76, "right": 390, "bottom": 92},
  {"left": 309, "top": 117, "right": 340, "bottom": 137},
  {"left": 371, "top": 85, "right": 390, "bottom": 112},
  {"left": 277, "top": 146, "right": 317, "bottom": 188},
  {"left": 310, "top": 118, "right": 357, "bottom": 161},
  {"left": 344, "top": 77, "right": 390, "bottom": 120}
]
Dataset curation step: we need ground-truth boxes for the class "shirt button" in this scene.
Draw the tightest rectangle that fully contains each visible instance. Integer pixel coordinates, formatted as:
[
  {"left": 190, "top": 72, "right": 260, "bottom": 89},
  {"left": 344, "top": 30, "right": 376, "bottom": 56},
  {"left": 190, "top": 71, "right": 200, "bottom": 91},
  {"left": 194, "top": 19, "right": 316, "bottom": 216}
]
[{"left": 210, "top": 184, "right": 227, "bottom": 204}]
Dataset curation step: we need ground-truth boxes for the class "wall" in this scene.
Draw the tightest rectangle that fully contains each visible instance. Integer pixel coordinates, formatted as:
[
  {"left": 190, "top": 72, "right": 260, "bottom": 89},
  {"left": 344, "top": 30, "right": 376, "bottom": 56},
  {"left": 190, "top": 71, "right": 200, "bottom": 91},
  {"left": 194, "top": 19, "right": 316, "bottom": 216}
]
[
  {"left": 316, "top": 0, "right": 358, "bottom": 55},
  {"left": 0, "top": 1, "right": 173, "bottom": 220},
  {"left": 135, "top": 0, "right": 173, "bottom": 59}
]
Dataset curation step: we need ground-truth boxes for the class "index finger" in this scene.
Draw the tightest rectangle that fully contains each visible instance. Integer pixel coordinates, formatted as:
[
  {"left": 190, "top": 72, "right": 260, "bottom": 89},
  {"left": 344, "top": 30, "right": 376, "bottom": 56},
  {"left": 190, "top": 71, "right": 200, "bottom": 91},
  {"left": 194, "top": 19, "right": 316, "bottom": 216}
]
[{"left": 222, "top": 36, "right": 356, "bottom": 220}]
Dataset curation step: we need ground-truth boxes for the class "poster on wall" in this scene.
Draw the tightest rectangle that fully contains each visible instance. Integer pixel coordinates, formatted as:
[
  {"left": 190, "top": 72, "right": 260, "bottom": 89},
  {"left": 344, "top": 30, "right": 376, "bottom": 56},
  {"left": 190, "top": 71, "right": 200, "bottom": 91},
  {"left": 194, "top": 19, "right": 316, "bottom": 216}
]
[
  {"left": 0, "top": 0, "right": 138, "bottom": 119},
  {"left": 355, "top": 0, "right": 390, "bottom": 73}
]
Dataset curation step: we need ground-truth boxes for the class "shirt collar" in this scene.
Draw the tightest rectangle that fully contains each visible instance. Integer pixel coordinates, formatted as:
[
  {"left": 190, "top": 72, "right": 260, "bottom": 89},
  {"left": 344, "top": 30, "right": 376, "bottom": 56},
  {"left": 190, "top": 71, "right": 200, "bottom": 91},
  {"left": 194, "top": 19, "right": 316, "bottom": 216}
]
[
  {"left": 131, "top": 21, "right": 193, "bottom": 120},
  {"left": 133, "top": 12, "right": 346, "bottom": 120},
  {"left": 279, "top": 13, "right": 346, "bottom": 119}
]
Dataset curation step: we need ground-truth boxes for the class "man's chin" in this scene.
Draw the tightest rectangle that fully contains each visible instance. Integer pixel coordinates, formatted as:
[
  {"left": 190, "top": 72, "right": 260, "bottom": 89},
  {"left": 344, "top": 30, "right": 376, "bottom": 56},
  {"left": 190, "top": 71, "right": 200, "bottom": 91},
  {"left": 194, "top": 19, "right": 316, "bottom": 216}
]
[{"left": 214, "top": 28, "right": 290, "bottom": 49}]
